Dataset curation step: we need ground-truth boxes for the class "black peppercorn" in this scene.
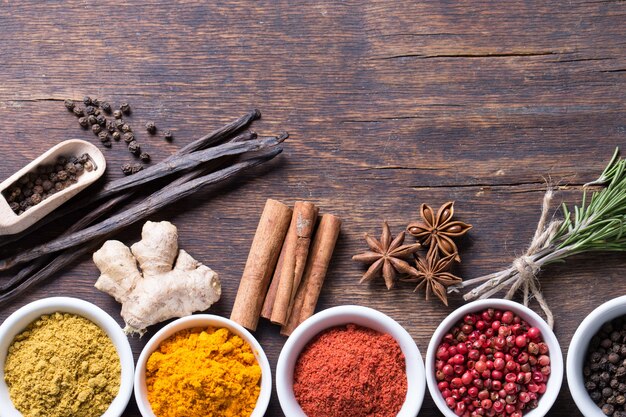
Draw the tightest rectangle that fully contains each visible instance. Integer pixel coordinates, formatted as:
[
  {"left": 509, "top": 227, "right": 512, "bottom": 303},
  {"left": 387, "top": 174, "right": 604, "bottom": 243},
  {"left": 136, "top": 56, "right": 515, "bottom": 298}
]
[
  {"left": 42, "top": 180, "right": 52, "bottom": 191},
  {"left": 30, "top": 194, "right": 42, "bottom": 205},
  {"left": 128, "top": 141, "right": 141, "bottom": 155},
  {"left": 85, "top": 106, "right": 96, "bottom": 115},
  {"left": 114, "top": 119, "right": 124, "bottom": 130},
  {"left": 123, "top": 132, "right": 134, "bottom": 143},
  {"left": 102, "top": 140, "right": 112, "bottom": 148},
  {"left": 73, "top": 107, "right": 84, "bottom": 117},
  {"left": 9, "top": 202, "right": 19, "bottom": 213},
  {"left": 107, "top": 120, "right": 116, "bottom": 133},
  {"left": 145, "top": 121, "right": 156, "bottom": 134},
  {"left": 91, "top": 98, "right": 100, "bottom": 108},
  {"left": 119, "top": 102, "right": 131, "bottom": 114},
  {"left": 92, "top": 124, "right": 102, "bottom": 134},
  {"left": 87, "top": 115, "right": 97, "bottom": 125},
  {"left": 164, "top": 130, "right": 173, "bottom": 141},
  {"left": 64, "top": 99, "right": 75, "bottom": 111},
  {"left": 112, "top": 131, "right": 121, "bottom": 141},
  {"left": 98, "top": 132, "right": 110, "bottom": 143},
  {"left": 121, "top": 124, "right": 132, "bottom": 133},
  {"left": 603, "top": 404, "right": 615, "bottom": 415},
  {"left": 121, "top": 163, "right": 133, "bottom": 175},
  {"left": 101, "top": 101, "right": 111, "bottom": 113},
  {"left": 78, "top": 117, "right": 89, "bottom": 128},
  {"left": 96, "top": 115, "right": 106, "bottom": 126},
  {"left": 113, "top": 110, "right": 123, "bottom": 119},
  {"left": 140, "top": 152, "right": 151, "bottom": 162},
  {"left": 83, "top": 96, "right": 92, "bottom": 106},
  {"left": 131, "top": 164, "right": 143, "bottom": 174}
]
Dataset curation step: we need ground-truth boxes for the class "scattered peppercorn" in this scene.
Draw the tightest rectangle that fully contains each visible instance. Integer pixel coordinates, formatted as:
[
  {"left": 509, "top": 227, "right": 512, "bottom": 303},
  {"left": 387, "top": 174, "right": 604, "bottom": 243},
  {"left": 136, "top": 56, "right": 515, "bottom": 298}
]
[
  {"left": 85, "top": 106, "right": 96, "bottom": 115},
  {"left": 145, "top": 121, "right": 156, "bottom": 134},
  {"left": 584, "top": 316, "right": 626, "bottom": 416},
  {"left": 64, "top": 99, "right": 75, "bottom": 111},
  {"left": 113, "top": 110, "right": 122, "bottom": 119},
  {"left": 112, "top": 131, "right": 121, "bottom": 141},
  {"left": 87, "top": 115, "right": 97, "bottom": 125},
  {"left": 114, "top": 119, "right": 124, "bottom": 130},
  {"left": 164, "top": 130, "right": 173, "bottom": 141},
  {"left": 121, "top": 163, "right": 143, "bottom": 175},
  {"left": 98, "top": 132, "right": 110, "bottom": 143},
  {"left": 128, "top": 141, "right": 141, "bottom": 155},
  {"left": 83, "top": 96, "right": 92, "bottom": 106},
  {"left": 73, "top": 107, "right": 84, "bottom": 117},
  {"left": 92, "top": 124, "right": 102, "bottom": 134},
  {"left": 139, "top": 152, "right": 151, "bottom": 162},
  {"left": 123, "top": 132, "right": 134, "bottom": 143},
  {"left": 101, "top": 102, "right": 111, "bottom": 113},
  {"left": 121, "top": 124, "right": 132, "bottom": 133},
  {"left": 120, "top": 102, "right": 131, "bottom": 114},
  {"left": 91, "top": 98, "right": 100, "bottom": 108},
  {"left": 2, "top": 154, "right": 91, "bottom": 215},
  {"left": 78, "top": 117, "right": 89, "bottom": 128},
  {"left": 96, "top": 115, "right": 106, "bottom": 126}
]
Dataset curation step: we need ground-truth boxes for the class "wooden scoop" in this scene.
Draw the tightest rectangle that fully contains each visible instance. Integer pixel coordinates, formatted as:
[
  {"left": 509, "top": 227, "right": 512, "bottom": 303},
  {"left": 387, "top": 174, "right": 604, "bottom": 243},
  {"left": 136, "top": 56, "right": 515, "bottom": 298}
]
[{"left": 0, "top": 140, "right": 106, "bottom": 236}]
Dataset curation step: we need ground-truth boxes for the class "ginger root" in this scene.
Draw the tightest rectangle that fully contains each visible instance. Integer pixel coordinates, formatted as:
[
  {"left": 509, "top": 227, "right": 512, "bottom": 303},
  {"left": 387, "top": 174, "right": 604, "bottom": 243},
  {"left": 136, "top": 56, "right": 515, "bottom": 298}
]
[{"left": 93, "top": 221, "right": 221, "bottom": 335}]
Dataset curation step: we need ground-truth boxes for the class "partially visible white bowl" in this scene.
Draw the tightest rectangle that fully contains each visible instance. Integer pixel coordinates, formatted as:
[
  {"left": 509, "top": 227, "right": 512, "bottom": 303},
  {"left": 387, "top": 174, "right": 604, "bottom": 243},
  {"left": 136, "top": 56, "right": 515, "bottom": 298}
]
[
  {"left": 567, "top": 295, "right": 626, "bottom": 416},
  {"left": 134, "top": 314, "right": 271, "bottom": 417},
  {"left": 276, "top": 305, "right": 426, "bottom": 417},
  {"left": 426, "top": 299, "right": 563, "bottom": 417},
  {"left": 0, "top": 297, "right": 134, "bottom": 417}
]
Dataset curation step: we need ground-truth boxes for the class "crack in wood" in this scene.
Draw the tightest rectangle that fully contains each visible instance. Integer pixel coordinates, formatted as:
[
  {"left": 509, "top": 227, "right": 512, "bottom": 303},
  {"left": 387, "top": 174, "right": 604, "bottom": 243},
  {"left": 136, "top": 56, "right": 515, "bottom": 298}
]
[
  {"left": 410, "top": 181, "right": 588, "bottom": 192},
  {"left": 372, "top": 51, "right": 561, "bottom": 61}
]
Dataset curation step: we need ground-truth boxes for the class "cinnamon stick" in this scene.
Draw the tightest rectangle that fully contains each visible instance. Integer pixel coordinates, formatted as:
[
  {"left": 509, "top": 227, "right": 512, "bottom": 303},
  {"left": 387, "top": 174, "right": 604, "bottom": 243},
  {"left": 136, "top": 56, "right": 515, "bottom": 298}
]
[
  {"left": 281, "top": 214, "right": 341, "bottom": 336},
  {"left": 260, "top": 240, "right": 287, "bottom": 319},
  {"left": 230, "top": 199, "right": 292, "bottom": 330},
  {"left": 270, "top": 201, "right": 318, "bottom": 326}
]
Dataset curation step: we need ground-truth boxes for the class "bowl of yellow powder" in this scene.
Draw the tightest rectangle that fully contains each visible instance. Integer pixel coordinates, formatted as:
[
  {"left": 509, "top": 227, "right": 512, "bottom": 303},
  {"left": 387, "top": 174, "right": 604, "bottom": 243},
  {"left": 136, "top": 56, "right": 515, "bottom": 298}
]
[
  {"left": 0, "top": 297, "right": 134, "bottom": 417},
  {"left": 135, "top": 314, "right": 271, "bottom": 417}
]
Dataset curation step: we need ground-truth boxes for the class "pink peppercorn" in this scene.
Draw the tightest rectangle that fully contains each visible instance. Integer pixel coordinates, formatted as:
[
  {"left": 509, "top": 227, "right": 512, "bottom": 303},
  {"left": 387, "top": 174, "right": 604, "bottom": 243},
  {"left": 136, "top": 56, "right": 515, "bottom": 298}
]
[{"left": 435, "top": 308, "right": 550, "bottom": 416}]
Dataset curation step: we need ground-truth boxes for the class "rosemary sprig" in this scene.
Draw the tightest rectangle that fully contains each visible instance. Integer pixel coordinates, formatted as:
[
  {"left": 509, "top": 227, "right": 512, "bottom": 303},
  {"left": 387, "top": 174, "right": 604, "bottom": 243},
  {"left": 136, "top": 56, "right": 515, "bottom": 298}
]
[{"left": 450, "top": 148, "right": 626, "bottom": 328}]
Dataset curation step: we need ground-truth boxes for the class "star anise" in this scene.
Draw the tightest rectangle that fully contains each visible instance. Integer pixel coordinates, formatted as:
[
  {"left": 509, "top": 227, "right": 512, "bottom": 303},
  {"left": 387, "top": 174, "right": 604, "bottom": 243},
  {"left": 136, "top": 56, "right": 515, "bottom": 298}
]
[
  {"left": 401, "top": 252, "right": 462, "bottom": 306},
  {"left": 353, "top": 221, "right": 421, "bottom": 290},
  {"left": 407, "top": 201, "right": 472, "bottom": 262}
]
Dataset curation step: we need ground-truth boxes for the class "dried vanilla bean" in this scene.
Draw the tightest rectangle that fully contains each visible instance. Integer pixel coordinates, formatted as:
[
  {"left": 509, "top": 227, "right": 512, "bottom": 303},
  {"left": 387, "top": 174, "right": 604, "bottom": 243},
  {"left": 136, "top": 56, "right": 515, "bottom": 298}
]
[
  {"left": 0, "top": 147, "right": 283, "bottom": 271},
  {"left": 0, "top": 131, "right": 260, "bottom": 295},
  {"left": 0, "top": 110, "right": 261, "bottom": 249}
]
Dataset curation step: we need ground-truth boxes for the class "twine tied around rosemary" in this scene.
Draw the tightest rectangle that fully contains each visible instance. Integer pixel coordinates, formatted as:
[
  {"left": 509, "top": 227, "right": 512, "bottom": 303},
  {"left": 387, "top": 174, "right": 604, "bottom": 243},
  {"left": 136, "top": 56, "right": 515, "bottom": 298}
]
[
  {"left": 451, "top": 147, "right": 626, "bottom": 330},
  {"left": 451, "top": 189, "right": 560, "bottom": 329}
]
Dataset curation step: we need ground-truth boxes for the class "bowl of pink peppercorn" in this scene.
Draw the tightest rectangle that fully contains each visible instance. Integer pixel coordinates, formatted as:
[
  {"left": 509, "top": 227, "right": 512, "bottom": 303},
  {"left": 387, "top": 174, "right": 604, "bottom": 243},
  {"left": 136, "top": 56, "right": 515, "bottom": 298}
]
[{"left": 426, "top": 299, "right": 563, "bottom": 417}]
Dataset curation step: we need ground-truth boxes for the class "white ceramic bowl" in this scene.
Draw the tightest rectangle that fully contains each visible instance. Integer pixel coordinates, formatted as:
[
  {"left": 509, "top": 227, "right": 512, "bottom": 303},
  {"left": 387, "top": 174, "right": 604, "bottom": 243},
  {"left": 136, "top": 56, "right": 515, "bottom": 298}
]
[
  {"left": 134, "top": 314, "right": 271, "bottom": 417},
  {"left": 426, "top": 299, "right": 563, "bottom": 417},
  {"left": 567, "top": 295, "right": 626, "bottom": 416},
  {"left": 0, "top": 297, "right": 134, "bottom": 417},
  {"left": 276, "top": 305, "right": 426, "bottom": 417}
]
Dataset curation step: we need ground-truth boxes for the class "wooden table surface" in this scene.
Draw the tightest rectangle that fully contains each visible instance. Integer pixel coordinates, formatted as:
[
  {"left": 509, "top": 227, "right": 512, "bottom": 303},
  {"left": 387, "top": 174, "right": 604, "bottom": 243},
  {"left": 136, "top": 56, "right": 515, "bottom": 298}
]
[{"left": 1, "top": 1, "right": 625, "bottom": 416}]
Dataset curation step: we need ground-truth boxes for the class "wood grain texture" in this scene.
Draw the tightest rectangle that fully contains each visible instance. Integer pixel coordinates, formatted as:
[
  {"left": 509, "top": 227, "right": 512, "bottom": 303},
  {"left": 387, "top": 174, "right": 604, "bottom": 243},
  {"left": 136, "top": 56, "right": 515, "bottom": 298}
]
[{"left": 0, "top": 1, "right": 625, "bottom": 415}]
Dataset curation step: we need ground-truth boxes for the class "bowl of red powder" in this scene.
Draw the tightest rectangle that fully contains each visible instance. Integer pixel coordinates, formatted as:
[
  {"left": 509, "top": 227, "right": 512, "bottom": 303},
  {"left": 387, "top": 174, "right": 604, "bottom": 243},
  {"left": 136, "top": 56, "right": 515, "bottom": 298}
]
[
  {"left": 426, "top": 299, "right": 563, "bottom": 417},
  {"left": 276, "top": 305, "right": 425, "bottom": 417}
]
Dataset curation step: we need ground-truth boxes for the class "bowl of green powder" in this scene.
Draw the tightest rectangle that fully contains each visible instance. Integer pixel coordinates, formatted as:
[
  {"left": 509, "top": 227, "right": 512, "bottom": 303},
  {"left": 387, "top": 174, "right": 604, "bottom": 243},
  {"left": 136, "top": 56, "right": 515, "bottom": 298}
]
[{"left": 0, "top": 297, "right": 134, "bottom": 417}]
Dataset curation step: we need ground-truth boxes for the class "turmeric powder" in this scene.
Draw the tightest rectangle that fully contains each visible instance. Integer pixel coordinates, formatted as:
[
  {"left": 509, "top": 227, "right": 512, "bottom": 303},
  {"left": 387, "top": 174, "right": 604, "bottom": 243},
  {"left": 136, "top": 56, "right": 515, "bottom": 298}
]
[{"left": 146, "top": 326, "right": 262, "bottom": 417}]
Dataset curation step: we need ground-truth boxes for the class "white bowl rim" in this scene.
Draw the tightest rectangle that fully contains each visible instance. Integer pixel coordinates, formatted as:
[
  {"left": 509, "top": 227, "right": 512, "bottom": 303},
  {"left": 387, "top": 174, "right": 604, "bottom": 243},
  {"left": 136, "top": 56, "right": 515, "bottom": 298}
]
[
  {"left": 276, "top": 305, "right": 426, "bottom": 417},
  {"left": 567, "top": 295, "right": 626, "bottom": 417},
  {"left": 133, "top": 314, "right": 271, "bottom": 417},
  {"left": 0, "top": 297, "right": 134, "bottom": 417},
  {"left": 425, "top": 299, "right": 564, "bottom": 417}
]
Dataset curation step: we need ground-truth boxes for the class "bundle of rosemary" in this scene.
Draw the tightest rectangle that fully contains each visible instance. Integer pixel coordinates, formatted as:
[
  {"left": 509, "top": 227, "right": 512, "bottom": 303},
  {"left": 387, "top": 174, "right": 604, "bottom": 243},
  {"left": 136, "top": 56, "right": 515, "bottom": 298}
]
[{"left": 450, "top": 148, "right": 626, "bottom": 328}]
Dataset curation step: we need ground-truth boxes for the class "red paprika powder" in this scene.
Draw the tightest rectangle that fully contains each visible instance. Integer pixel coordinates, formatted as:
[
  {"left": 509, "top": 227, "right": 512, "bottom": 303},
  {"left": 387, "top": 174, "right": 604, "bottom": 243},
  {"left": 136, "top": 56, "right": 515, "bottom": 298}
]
[{"left": 293, "top": 323, "right": 408, "bottom": 417}]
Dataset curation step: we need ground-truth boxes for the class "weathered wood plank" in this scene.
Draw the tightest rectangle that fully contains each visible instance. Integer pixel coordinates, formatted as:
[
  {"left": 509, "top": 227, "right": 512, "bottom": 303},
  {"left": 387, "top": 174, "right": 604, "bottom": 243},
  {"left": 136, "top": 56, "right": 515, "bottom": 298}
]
[{"left": 0, "top": 1, "right": 624, "bottom": 415}]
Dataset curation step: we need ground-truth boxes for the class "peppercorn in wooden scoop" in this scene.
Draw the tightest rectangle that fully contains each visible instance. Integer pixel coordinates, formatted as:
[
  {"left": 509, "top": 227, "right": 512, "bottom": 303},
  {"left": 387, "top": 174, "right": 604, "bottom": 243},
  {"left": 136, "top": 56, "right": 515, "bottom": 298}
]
[{"left": 0, "top": 139, "right": 106, "bottom": 235}]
